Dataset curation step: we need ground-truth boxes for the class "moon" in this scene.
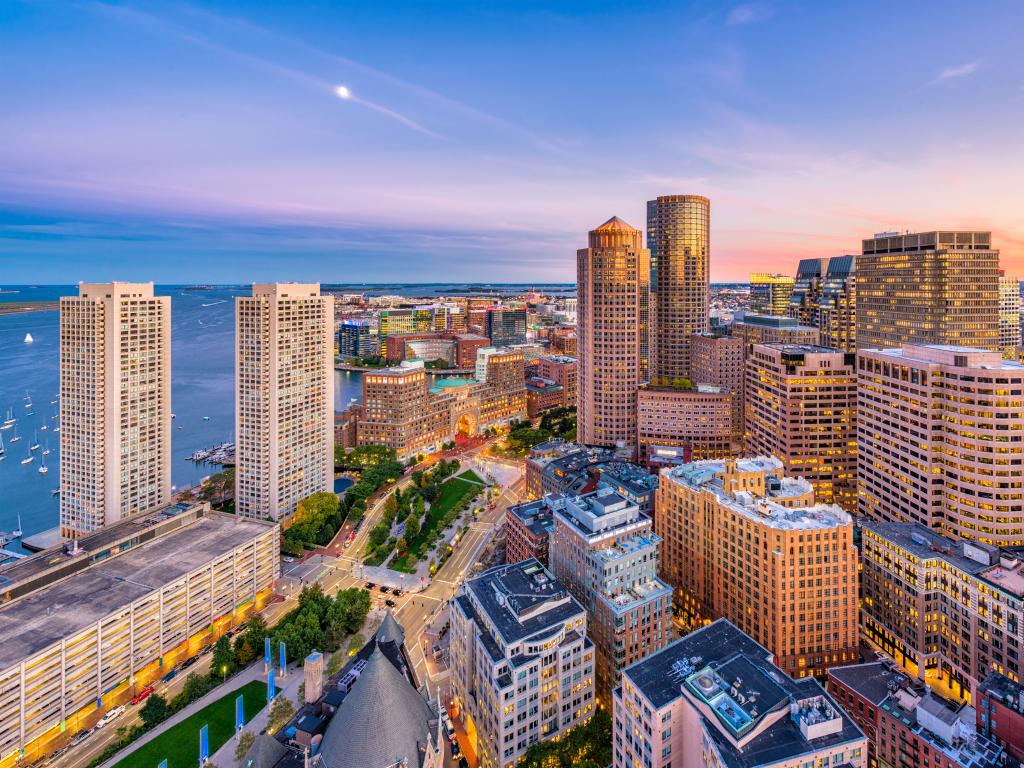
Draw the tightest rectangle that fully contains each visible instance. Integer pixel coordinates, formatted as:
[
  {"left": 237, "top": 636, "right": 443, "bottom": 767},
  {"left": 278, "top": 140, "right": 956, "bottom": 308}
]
[{"left": 335, "top": 85, "right": 352, "bottom": 100}]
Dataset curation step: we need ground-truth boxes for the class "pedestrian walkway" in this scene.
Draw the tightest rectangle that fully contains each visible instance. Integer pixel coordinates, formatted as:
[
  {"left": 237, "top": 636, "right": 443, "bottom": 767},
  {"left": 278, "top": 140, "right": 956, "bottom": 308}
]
[
  {"left": 96, "top": 662, "right": 275, "bottom": 768},
  {"left": 211, "top": 662, "right": 303, "bottom": 767}
]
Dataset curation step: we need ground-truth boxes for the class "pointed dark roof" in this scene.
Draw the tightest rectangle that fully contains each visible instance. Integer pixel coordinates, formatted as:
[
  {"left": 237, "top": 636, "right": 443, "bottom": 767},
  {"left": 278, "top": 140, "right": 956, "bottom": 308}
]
[
  {"left": 241, "top": 733, "right": 288, "bottom": 768},
  {"left": 376, "top": 608, "right": 405, "bottom": 645},
  {"left": 319, "top": 647, "right": 436, "bottom": 768},
  {"left": 594, "top": 215, "right": 637, "bottom": 233}
]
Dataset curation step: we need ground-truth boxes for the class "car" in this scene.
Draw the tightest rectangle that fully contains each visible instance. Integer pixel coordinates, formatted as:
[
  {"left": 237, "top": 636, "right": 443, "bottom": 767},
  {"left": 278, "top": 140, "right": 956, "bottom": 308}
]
[
  {"left": 393, "top": 589, "right": 403, "bottom": 597},
  {"left": 378, "top": 585, "right": 390, "bottom": 593},
  {"left": 70, "top": 729, "right": 92, "bottom": 746},
  {"left": 450, "top": 741, "right": 461, "bottom": 758},
  {"left": 364, "top": 582, "right": 375, "bottom": 590},
  {"left": 131, "top": 686, "right": 155, "bottom": 705},
  {"left": 160, "top": 668, "right": 178, "bottom": 683},
  {"left": 283, "top": 556, "right": 295, "bottom": 563},
  {"left": 385, "top": 598, "right": 397, "bottom": 608},
  {"left": 96, "top": 706, "right": 125, "bottom": 729},
  {"left": 181, "top": 655, "right": 200, "bottom": 670},
  {"left": 458, "top": 758, "right": 469, "bottom": 768}
]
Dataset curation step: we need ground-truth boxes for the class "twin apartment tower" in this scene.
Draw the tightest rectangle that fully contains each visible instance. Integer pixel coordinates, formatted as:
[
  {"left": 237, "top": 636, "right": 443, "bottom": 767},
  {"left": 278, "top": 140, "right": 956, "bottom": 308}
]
[{"left": 58, "top": 282, "right": 333, "bottom": 538}]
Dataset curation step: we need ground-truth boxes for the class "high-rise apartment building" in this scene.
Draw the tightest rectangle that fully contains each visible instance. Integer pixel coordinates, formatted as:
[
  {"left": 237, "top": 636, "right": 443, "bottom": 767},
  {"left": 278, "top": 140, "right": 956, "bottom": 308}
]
[
  {"left": 548, "top": 489, "right": 672, "bottom": 700},
  {"left": 858, "top": 344, "right": 1024, "bottom": 545},
  {"left": 577, "top": 217, "right": 650, "bottom": 448},
  {"left": 647, "top": 195, "right": 710, "bottom": 380},
  {"left": 861, "top": 521, "right": 1024, "bottom": 703},
  {"left": 817, "top": 255, "right": 856, "bottom": 352},
  {"left": 856, "top": 230, "right": 1000, "bottom": 350},
  {"left": 745, "top": 344, "right": 857, "bottom": 511},
  {"left": 690, "top": 332, "right": 745, "bottom": 444},
  {"left": 485, "top": 306, "right": 528, "bottom": 347},
  {"left": 613, "top": 620, "right": 868, "bottom": 768},
  {"left": 749, "top": 272, "right": 795, "bottom": 315},
  {"left": 450, "top": 559, "right": 594, "bottom": 768},
  {"left": 59, "top": 282, "right": 171, "bottom": 538},
  {"left": 788, "top": 257, "right": 828, "bottom": 326},
  {"left": 656, "top": 457, "right": 858, "bottom": 678},
  {"left": 235, "top": 283, "right": 334, "bottom": 522},
  {"left": 999, "top": 273, "right": 1021, "bottom": 358}
]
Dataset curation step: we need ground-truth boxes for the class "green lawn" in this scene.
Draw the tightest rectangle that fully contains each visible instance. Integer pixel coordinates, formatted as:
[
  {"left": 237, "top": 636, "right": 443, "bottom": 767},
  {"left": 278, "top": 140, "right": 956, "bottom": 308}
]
[
  {"left": 113, "top": 680, "right": 267, "bottom": 768},
  {"left": 455, "top": 469, "right": 483, "bottom": 484},
  {"left": 391, "top": 476, "right": 480, "bottom": 572}
]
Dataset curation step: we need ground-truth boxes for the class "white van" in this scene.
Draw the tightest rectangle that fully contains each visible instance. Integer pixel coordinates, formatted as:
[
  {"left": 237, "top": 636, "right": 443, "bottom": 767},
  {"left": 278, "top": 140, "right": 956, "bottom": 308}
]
[{"left": 96, "top": 705, "right": 126, "bottom": 729}]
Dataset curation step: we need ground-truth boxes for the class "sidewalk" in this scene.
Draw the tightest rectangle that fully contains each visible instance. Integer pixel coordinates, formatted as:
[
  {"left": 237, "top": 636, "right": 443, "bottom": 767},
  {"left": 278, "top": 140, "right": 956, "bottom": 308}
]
[
  {"left": 96, "top": 663, "right": 274, "bottom": 768},
  {"left": 211, "top": 662, "right": 304, "bottom": 767}
]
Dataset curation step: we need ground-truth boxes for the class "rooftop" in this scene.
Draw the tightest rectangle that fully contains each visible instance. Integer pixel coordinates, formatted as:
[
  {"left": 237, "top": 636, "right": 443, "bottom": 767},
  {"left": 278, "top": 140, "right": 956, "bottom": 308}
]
[
  {"left": 828, "top": 662, "right": 916, "bottom": 706},
  {"left": 0, "top": 511, "right": 273, "bottom": 671},
  {"left": 507, "top": 497, "right": 561, "bottom": 539},
  {"left": 863, "top": 344, "right": 1024, "bottom": 370}
]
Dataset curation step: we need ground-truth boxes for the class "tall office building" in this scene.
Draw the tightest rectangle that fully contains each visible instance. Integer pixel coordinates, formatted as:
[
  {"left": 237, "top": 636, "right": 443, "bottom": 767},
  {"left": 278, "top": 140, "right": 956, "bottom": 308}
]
[
  {"left": 59, "top": 282, "right": 171, "bottom": 538},
  {"left": 690, "top": 332, "right": 745, "bottom": 445},
  {"left": 577, "top": 217, "right": 650, "bottom": 448},
  {"left": 856, "top": 230, "right": 1000, "bottom": 350},
  {"left": 484, "top": 306, "right": 528, "bottom": 347},
  {"left": 235, "top": 283, "right": 334, "bottom": 522},
  {"left": 787, "top": 258, "right": 828, "bottom": 326},
  {"left": 745, "top": 344, "right": 857, "bottom": 511},
  {"left": 999, "top": 273, "right": 1021, "bottom": 358},
  {"left": 749, "top": 273, "right": 795, "bottom": 315},
  {"left": 656, "top": 457, "right": 858, "bottom": 678},
  {"left": 613, "top": 620, "right": 867, "bottom": 768},
  {"left": 858, "top": 344, "right": 1024, "bottom": 545},
  {"left": 647, "top": 195, "right": 710, "bottom": 380},
  {"left": 548, "top": 488, "right": 672, "bottom": 700},
  {"left": 450, "top": 560, "right": 594, "bottom": 768},
  {"left": 817, "top": 255, "right": 856, "bottom": 352}
]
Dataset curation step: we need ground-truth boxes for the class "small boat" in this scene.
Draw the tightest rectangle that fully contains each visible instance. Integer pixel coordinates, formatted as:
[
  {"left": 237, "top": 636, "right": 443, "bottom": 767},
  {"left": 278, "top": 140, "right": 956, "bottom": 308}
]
[
  {"left": 52, "top": 488, "right": 61, "bottom": 496},
  {"left": 11, "top": 516, "right": 21, "bottom": 538},
  {"left": 171, "top": 413, "right": 176, "bottom": 419},
  {"left": 38, "top": 456, "right": 48, "bottom": 474},
  {"left": 20, "top": 453, "right": 33, "bottom": 465},
  {"left": 42, "top": 442, "right": 50, "bottom": 456},
  {"left": 23, "top": 333, "right": 32, "bottom": 343},
  {"left": 40, "top": 423, "right": 47, "bottom": 431},
  {"left": 0, "top": 432, "right": 5, "bottom": 459},
  {"left": 203, "top": 416, "right": 210, "bottom": 421},
  {"left": 30, "top": 432, "right": 39, "bottom": 451},
  {"left": 9, "top": 426, "right": 20, "bottom": 444},
  {"left": 53, "top": 426, "right": 60, "bottom": 433}
]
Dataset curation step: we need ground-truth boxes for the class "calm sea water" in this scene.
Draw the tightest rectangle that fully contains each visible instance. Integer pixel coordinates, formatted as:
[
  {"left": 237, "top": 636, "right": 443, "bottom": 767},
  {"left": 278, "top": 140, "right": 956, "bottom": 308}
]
[{"left": 0, "top": 286, "right": 364, "bottom": 550}]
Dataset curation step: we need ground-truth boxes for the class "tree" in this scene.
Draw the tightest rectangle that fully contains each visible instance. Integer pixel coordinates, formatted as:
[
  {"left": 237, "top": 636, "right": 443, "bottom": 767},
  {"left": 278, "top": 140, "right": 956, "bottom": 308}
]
[
  {"left": 234, "top": 637, "right": 256, "bottom": 667},
  {"left": 139, "top": 694, "right": 168, "bottom": 728},
  {"left": 404, "top": 514, "right": 420, "bottom": 542},
  {"left": 235, "top": 730, "right": 256, "bottom": 761},
  {"left": 181, "top": 672, "right": 211, "bottom": 702},
  {"left": 212, "top": 635, "right": 235, "bottom": 679},
  {"left": 520, "top": 709, "right": 612, "bottom": 768},
  {"left": 268, "top": 695, "right": 295, "bottom": 733},
  {"left": 395, "top": 536, "right": 408, "bottom": 553},
  {"left": 369, "top": 521, "right": 390, "bottom": 548}
]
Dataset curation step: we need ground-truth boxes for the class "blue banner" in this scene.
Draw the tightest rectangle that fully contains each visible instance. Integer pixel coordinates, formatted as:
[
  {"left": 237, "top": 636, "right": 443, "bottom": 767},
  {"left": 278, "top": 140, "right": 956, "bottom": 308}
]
[
  {"left": 279, "top": 640, "right": 286, "bottom": 675},
  {"left": 199, "top": 724, "right": 209, "bottom": 765},
  {"left": 235, "top": 693, "right": 244, "bottom": 732},
  {"left": 268, "top": 667, "right": 276, "bottom": 700},
  {"left": 158, "top": 761, "right": 167, "bottom": 768},
  {"left": 264, "top": 636, "right": 271, "bottom": 666}
]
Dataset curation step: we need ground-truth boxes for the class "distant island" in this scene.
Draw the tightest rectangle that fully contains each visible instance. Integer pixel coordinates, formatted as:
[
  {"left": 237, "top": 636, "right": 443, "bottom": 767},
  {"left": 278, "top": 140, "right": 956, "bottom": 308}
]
[{"left": 0, "top": 301, "right": 59, "bottom": 315}]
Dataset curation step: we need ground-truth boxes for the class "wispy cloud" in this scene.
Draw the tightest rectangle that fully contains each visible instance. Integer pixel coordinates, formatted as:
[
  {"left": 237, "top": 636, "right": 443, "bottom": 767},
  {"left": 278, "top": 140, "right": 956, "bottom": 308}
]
[
  {"left": 931, "top": 62, "right": 980, "bottom": 84},
  {"left": 727, "top": 3, "right": 772, "bottom": 26}
]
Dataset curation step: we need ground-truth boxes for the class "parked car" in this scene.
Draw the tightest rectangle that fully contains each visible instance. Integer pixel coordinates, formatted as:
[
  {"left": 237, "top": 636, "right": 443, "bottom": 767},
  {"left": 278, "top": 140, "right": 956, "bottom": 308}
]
[
  {"left": 96, "top": 706, "right": 125, "bottom": 729},
  {"left": 70, "top": 729, "right": 92, "bottom": 746},
  {"left": 364, "top": 582, "right": 375, "bottom": 590},
  {"left": 378, "top": 585, "right": 390, "bottom": 593},
  {"left": 458, "top": 757, "right": 469, "bottom": 768},
  {"left": 160, "top": 668, "right": 178, "bottom": 684},
  {"left": 450, "top": 740, "right": 461, "bottom": 758},
  {"left": 181, "top": 655, "right": 200, "bottom": 670},
  {"left": 385, "top": 598, "right": 397, "bottom": 608},
  {"left": 131, "top": 685, "right": 155, "bottom": 705},
  {"left": 283, "top": 556, "right": 295, "bottom": 563},
  {"left": 393, "top": 589, "right": 403, "bottom": 597}
]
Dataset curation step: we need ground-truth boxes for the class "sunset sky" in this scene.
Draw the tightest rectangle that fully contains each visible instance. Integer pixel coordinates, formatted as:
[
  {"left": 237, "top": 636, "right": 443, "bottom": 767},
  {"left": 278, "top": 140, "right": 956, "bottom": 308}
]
[{"left": 1, "top": 0, "right": 1022, "bottom": 283}]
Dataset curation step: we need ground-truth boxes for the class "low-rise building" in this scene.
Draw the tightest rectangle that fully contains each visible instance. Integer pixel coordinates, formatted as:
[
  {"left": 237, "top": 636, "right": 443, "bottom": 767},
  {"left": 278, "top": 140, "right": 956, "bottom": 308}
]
[
  {"left": 977, "top": 671, "right": 1024, "bottom": 763},
  {"left": 656, "top": 457, "right": 858, "bottom": 678},
  {"left": 525, "top": 376, "right": 564, "bottom": 417},
  {"left": 535, "top": 355, "right": 577, "bottom": 406},
  {"left": 0, "top": 503, "right": 279, "bottom": 766},
  {"left": 505, "top": 495, "right": 561, "bottom": 565},
  {"left": 861, "top": 521, "right": 1024, "bottom": 703},
  {"left": 548, "top": 489, "right": 672, "bottom": 701},
  {"left": 450, "top": 560, "right": 595, "bottom": 768},
  {"left": 614, "top": 619, "right": 867, "bottom": 768},
  {"left": 733, "top": 314, "right": 820, "bottom": 351}
]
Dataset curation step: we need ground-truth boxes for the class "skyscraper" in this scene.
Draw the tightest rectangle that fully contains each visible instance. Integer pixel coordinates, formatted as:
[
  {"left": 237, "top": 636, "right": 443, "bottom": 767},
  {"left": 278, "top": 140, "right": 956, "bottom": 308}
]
[
  {"left": 858, "top": 344, "right": 1024, "bottom": 545},
  {"left": 745, "top": 344, "right": 857, "bottom": 511},
  {"left": 647, "top": 194, "right": 710, "bottom": 380},
  {"left": 817, "top": 255, "right": 856, "bottom": 352},
  {"left": 577, "top": 216, "right": 650, "bottom": 448},
  {"left": 856, "top": 230, "right": 1000, "bottom": 350},
  {"left": 59, "top": 282, "right": 171, "bottom": 538},
  {"left": 235, "top": 283, "right": 334, "bottom": 522},
  {"left": 484, "top": 306, "right": 528, "bottom": 347},
  {"left": 749, "top": 273, "right": 795, "bottom": 315},
  {"left": 787, "top": 257, "right": 828, "bottom": 326},
  {"left": 999, "top": 272, "right": 1021, "bottom": 358}
]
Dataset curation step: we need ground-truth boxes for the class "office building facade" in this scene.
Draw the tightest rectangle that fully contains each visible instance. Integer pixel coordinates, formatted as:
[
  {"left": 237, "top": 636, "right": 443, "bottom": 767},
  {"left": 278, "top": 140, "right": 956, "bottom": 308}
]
[
  {"left": 745, "top": 344, "right": 857, "bottom": 511},
  {"left": 856, "top": 230, "right": 1000, "bottom": 350},
  {"left": 999, "top": 273, "right": 1022, "bottom": 358},
  {"left": 485, "top": 307, "right": 528, "bottom": 347},
  {"left": 818, "top": 255, "right": 857, "bottom": 352},
  {"left": 338, "top": 319, "right": 377, "bottom": 359},
  {"left": 787, "top": 257, "right": 828, "bottom": 326},
  {"left": 577, "top": 217, "right": 650, "bottom": 448},
  {"left": 749, "top": 273, "right": 795, "bottom": 316},
  {"left": 690, "top": 332, "right": 745, "bottom": 444},
  {"left": 656, "top": 457, "right": 858, "bottom": 678},
  {"left": 647, "top": 195, "right": 710, "bottom": 381},
  {"left": 636, "top": 384, "right": 736, "bottom": 467},
  {"left": 235, "top": 283, "right": 334, "bottom": 522},
  {"left": 59, "top": 282, "right": 171, "bottom": 538}
]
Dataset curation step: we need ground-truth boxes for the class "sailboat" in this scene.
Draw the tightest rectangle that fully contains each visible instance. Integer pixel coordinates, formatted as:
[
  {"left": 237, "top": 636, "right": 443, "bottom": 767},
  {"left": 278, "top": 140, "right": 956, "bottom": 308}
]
[
  {"left": 20, "top": 448, "right": 33, "bottom": 465},
  {"left": 42, "top": 441, "right": 50, "bottom": 456},
  {"left": 38, "top": 455, "right": 48, "bottom": 474},
  {"left": 29, "top": 431, "right": 39, "bottom": 451},
  {"left": 1, "top": 408, "right": 14, "bottom": 430},
  {"left": 0, "top": 432, "right": 5, "bottom": 459},
  {"left": 9, "top": 425, "right": 21, "bottom": 443},
  {"left": 23, "top": 333, "right": 33, "bottom": 344}
]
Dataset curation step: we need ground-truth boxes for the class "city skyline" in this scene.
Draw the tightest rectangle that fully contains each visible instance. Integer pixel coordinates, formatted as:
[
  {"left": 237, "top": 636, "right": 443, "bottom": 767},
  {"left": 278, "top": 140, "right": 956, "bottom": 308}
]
[{"left": 2, "top": 1, "right": 1023, "bottom": 282}]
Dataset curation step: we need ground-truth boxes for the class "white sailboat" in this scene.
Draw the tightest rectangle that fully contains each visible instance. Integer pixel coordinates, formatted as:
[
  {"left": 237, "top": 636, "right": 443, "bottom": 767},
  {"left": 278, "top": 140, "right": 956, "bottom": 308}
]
[
  {"left": 29, "top": 431, "right": 39, "bottom": 451},
  {"left": 1, "top": 408, "right": 14, "bottom": 430},
  {"left": 38, "top": 455, "right": 48, "bottom": 474},
  {"left": 20, "top": 448, "right": 33, "bottom": 465},
  {"left": 23, "top": 333, "right": 33, "bottom": 344},
  {"left": 0, "top": 432, "right": 5, "bottom": 459},
  {"left": 9, "top": 425, "right": 20, "bottom": 443},
  {"left": 42, "top": 441, "right": 50, "bottom": 456}
]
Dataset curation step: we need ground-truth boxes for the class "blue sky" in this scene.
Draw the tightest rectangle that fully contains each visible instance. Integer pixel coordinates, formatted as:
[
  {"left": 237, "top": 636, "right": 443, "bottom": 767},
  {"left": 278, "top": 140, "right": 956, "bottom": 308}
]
[{"left": 1, "top": 0, "right": 1022, "bottom": 282}]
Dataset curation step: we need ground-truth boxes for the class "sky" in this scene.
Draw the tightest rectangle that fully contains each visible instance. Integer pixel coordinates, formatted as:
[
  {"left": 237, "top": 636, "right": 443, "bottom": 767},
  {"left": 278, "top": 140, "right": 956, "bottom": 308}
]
[{"left": 1, "top": 0, "right": 1022, "bottom": 283}]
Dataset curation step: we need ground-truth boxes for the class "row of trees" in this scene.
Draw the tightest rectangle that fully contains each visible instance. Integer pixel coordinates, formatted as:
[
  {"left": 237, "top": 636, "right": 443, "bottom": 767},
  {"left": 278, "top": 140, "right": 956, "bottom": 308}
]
[
  {"left": 271, "top": 584, "right": 372, "bottom": 664},
  {"left": 520, "top": 709, "right": 612, "bottom": 768}
]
